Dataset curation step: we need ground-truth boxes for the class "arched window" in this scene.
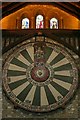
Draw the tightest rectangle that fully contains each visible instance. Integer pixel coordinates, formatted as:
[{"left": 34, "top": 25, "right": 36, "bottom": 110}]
[
  {"left": 36, "top": 15, "right": 44, "bottom": 29},
  {"left": 50, "top": 18, "right": 58, "bottom": 29},
  {"left": 22, "top": 18, "right": 29, "bottom": 29}
]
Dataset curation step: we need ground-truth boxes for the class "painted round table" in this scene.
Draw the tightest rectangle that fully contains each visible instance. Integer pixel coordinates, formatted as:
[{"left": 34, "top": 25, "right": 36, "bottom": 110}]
[{"left": 3, "top": 39, "right": 78, "bottom": 112}]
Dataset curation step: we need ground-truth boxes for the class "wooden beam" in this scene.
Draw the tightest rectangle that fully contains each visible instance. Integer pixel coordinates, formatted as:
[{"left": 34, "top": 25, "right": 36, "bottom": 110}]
[
  {"left": 52, "top": 2, "right": 80, "bottom": 19},
  {"left": 1, "top": 2, "right": 80, "bottom": 19}
]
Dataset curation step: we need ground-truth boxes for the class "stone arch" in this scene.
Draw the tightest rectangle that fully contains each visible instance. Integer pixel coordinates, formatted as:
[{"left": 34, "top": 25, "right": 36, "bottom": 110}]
[
  {"left": 34, "top": 9, "right": 45, "bottom": 29},
  {"left": 46, "top": 10, "right": 61, "bottom": 29},
  {"left": 19, "top": 12, "right": 30, "bottom": 29}
]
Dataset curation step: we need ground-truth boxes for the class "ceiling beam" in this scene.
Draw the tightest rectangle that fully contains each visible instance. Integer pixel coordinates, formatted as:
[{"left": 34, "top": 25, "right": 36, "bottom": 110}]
[
  {"left": 1, "top": 2, "right": 80, "bottom": 19},
  {"left": 51, "top": 2, "right": 80, "bottom": 19}
]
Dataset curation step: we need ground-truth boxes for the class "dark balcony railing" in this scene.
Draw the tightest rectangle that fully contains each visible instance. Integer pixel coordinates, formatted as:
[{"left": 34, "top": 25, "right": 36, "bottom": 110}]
[{"left": 2, "top": 29, "right": 80, "bottom": 56}]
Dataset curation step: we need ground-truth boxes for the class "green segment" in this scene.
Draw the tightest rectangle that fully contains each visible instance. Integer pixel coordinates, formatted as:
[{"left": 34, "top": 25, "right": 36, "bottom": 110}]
[
  {"left": 50, "top": 81, "right": 69, "bottom": 97},
  {"left": 32, "top": 86, "right": 40, "bottom": 106},
  {"left": 20, "top": 49, "right": 33, "bottom": 64},
  {"left": 10, "top": 57, "right": 28, "bottom": 69},
  {"left": 17, "top": 83, "right": 33, "bottom": 102},
  {"left": 8, "top": 70, "right": 26, "bottom": 76},
  {"left": 54, "top": 63, "right": 72, "bottom": 71},
  {"left": 54, "top": 74, "right": 73, "bottom": 84},
  {"left": 9, "top": 78, "right": 28, "bottom": 90},
  {"left": 50, "top": 53, "right": 65, "bottom": 66},
  {"left": 44, "top": 85, "right": 56, "bottom": 105},
  {"left": 44, "top": 47, "right": 53, "bottom": 61}
]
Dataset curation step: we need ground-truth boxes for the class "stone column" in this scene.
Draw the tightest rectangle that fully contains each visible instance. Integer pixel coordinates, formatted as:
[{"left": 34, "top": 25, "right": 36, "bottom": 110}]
[
  {"left": 31, "top": 17, "right": 35, "bottom": 29},
  {"left": 16, "top": 17, "right": 20, "bottom": 29},
  {"left": 78, "top": 20, "right": 80, "bottom": 29},
  {"left": 45, "top": 17, "right": 49, "bottom": 29},
  {"left": 60, "top": 17, "right": 64, "bottom": 29}
]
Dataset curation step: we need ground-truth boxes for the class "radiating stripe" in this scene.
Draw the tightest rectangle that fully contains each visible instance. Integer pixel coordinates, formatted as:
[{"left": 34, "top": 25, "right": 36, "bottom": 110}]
[
  {"left": 73, "top": 55, "right": 79, "bottom": 59},
  {"left": 47, "top": 51, "right": 58, "bottom": 64},
  {"left": 8, "top": 64, "right": 26, "bottom": 72},
  {"left": 52, "top": 57, "right": 69, "bottom": 69},
  {"left": 54, "top": 70, "right": 70, "bottom": 76},
  {"left": 50, "top": 53, "right": 65, "bottom": 66},
  {"left": 25, "top": 85, "right": 36, "bottom": 104},
  {"left": 41, "top": 86, "right": 48, "bottom": 106},
  {"left": 53, "top": 78, "right": 71, "bottom": 91},
  {"left": 17, "top": 54, "right": 30, "bottom": 66},
  {"left": 10, "top": 57, "right": 28, "bottom": 69},
  {"left": 32, "top": 86, "right": 40, "bottom": 106},
  {"left": 54, "top": 75, "right": 73, "bottom": 84},
  {"left": 8, "top": 70, "right": 26, "bottom": 76},
  {"left": 9, "top": 75, "right": 26, "bottom": 83},
  {"left": 48, "top": 84, "right": 63, "bottom": 101},
  {"left": 9, "top": 78, "right": 28, "bottom": 90},
  {"left": 54, "top": 63, "right": 72, "bottom": 71},
  {"left": 45, "top": 47, "right": 53, "bottom": 61},
  {"left": 27, "top": 46, "right": 34, "bottom": 61},
  {"left": 44, "top": 85, "right": 56, "bottom": 105},
  {"left": 17, "top": 83, "right": 33, "bottom": 102},
  {"left": 50, "top": 81, "right": 69, "bottom": 97},
  {"left": 12, "top": 81, "right": 29, "bottom": 96},
  {"left": 20, "top": 49, "right": 33, "bottom": 64}
]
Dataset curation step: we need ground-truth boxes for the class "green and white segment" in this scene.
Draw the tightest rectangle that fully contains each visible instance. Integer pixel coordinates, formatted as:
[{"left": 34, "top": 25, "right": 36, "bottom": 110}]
[{"left": 3, "top": 41, "right": 78, "bottom": 112}]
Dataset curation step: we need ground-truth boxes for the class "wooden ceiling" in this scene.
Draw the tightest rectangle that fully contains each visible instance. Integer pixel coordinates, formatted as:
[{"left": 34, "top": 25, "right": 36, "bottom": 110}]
[{"left": 1, "top": 2, "right": 80, "bottom": 19}]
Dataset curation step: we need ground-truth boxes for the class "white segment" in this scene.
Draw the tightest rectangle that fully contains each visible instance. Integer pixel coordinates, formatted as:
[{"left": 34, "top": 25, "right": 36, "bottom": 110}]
[
  {"left": 48, "top": 84, "right": 63, "bottom": 101},
  {"left": 53, "top": 78, "right": 71, "bottom": 91},
  {"left": 26, "top": 46, "right": 34, "bottom": 61},
  {"left": 41, "top": 86, "right": 48, "bottom": 106},
  {"left": 17, "top": 54, "right": 30, "bottom": 66},
  {"left": 9, "top": 75, "right": 26, "bottom": 83},
  {"left": 47, "top": 51, "right": 58, "bottom": 63},
  {"left": 54, "top": 70, "right": 70, "bottom": 76},
  {"left": 24, "top": 85, "right": 36, "bottom": 104},
  {"left": 52, "top": 57, "right": 69, "bottom": 68},
  {"left": 8, "top": 64, "right": 26, "bottom": 72},
  {"left": 73, "top": 55, "right": 79, "bottom": 59},
  {"left": 12, "top": 81, "right": 29, "bottom": 96}
]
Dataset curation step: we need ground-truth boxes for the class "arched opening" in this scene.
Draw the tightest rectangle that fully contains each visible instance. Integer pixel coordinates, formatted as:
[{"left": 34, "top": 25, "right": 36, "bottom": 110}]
[
  {"left": 22, "top": 18, "right": 29, "bottom": 29},
  {"left": 36, "top": 15, "right": 44, "bottom": 29},
  {"left": 50, "top": 18, "right": 58, "bottom": 29}
]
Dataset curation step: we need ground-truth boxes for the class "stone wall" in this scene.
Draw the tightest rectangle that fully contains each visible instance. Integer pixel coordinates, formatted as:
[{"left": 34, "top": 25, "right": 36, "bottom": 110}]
[{"left": 1, "top": 4, "right": 79, "bottom": 29}]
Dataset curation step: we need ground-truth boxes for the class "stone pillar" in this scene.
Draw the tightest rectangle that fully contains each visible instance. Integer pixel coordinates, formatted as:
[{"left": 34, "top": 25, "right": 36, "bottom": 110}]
[
  {"left": 16, "top": 17, "right": 20, "bottom": 29},
  {"left": 31, "top": 17, "right": 35, "bottom": 29},
  {"left": 60, "top": 17, "right": 64, "bottom": 29},
  {"left": 78, "top": 20, "right": 80, "bottom": 29},
  {"left": 45, "top": 17, "right": 49, "bottom": 29}
]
